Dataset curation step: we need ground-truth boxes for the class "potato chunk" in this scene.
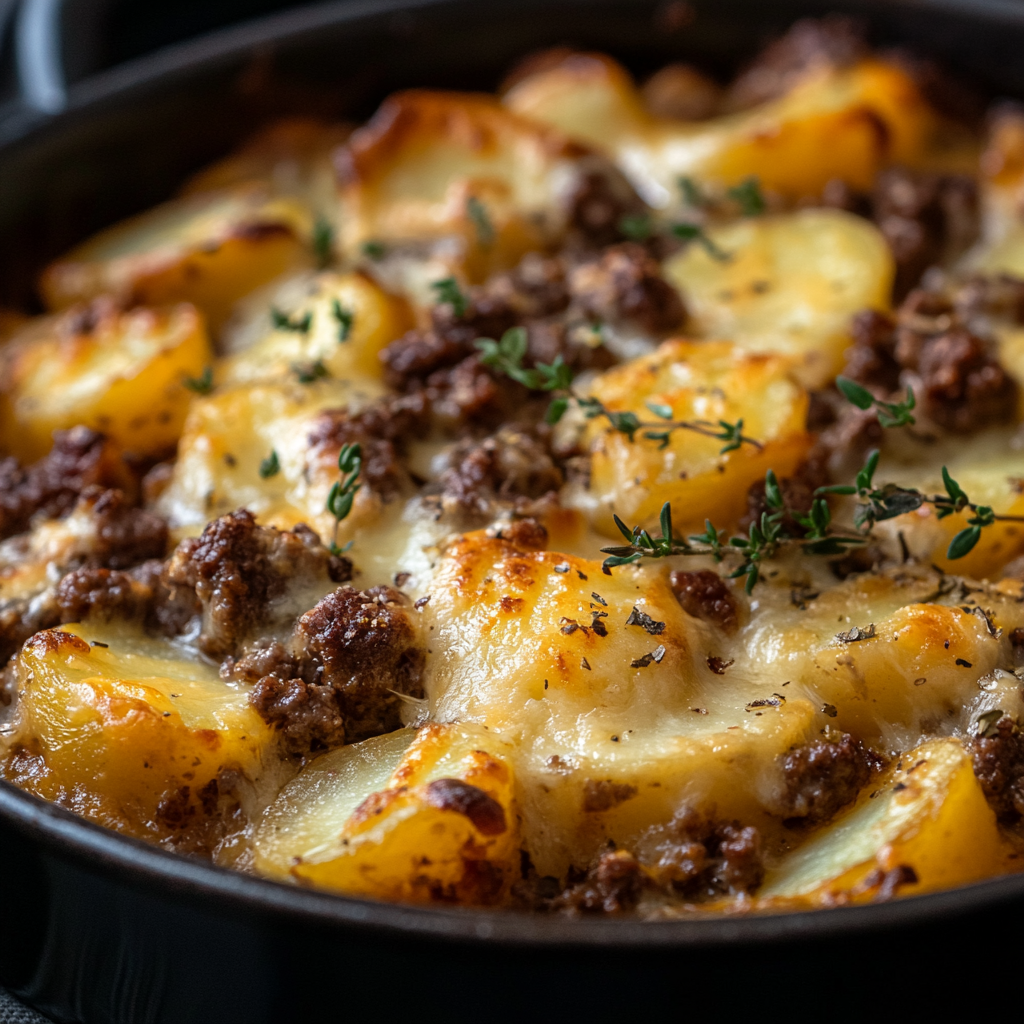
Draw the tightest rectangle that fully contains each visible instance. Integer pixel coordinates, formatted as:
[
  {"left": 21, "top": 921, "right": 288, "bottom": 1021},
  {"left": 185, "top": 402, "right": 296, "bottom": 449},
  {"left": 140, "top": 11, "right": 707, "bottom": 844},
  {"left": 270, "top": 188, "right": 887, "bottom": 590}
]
[
  {"left": 155, "top": 377, "right": 388, "bottom": 537},
  {"left": 760, "top": 738, "right": 1019, "bottom": 904},
  {"left": 40, "top": 187, "right": 311, "bottom": 332},
  {"left": 664, "top": 210, "right": 894, "bottom": 386},
  {"left": 182, "top": 117, "right": 351, "bottom": 217},
  {"left": 0, "top": 301, "right": 211, "bottom": 462},
  {"left": 871, "top": 428, "right": 1024, "bottom": 578},
  {"left": 254, "top": 723, "right": 518, "bottom": 904},
  {"left": 577, "top": 340, "right": 810, "bottom": 537},
  {"left": 219, "top": 270, "right": 412, "bottom": 387},
  {"left": 423, "top": 531, "right": 820, "bottom": 876},
  {"left": 504, "top": 53, "right": 933, "bottom": 203},
  {"left": 3, "top": 623, "right": 283, "bottom": 841},
  {"left": 337, "top": 90, "right": 622, "bottom": 282}
]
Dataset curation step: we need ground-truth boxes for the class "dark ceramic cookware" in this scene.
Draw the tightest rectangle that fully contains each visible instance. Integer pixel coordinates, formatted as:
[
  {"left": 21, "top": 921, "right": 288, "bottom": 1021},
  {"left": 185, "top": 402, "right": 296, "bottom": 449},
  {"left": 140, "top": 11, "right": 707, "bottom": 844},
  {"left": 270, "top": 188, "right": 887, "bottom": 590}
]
[{"left": 1, "top": 2, "right": 1023, "bottom": 1019}]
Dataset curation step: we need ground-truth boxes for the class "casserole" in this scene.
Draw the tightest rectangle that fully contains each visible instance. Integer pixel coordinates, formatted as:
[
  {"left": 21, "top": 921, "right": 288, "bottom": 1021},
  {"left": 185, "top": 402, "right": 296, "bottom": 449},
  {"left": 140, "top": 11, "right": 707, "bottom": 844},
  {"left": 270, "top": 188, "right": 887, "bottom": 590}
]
[{"left": 3, "top": 0, "right": 1024, "bottom": 1019}]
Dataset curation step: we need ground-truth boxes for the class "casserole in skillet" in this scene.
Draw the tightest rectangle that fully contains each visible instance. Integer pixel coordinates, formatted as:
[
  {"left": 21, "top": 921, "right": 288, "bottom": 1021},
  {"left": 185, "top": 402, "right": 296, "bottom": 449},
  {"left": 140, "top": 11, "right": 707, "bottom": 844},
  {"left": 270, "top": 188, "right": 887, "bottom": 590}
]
[{"left": 4, "top": 0, "right": 1024, "bottom": 1018}]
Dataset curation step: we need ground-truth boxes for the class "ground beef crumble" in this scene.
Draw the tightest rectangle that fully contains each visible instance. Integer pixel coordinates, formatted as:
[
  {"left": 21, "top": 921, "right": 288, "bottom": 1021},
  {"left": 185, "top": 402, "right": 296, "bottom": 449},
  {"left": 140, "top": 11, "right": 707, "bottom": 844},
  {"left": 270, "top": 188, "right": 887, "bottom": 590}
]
[
  {"left": 841, "top": 284, "right": 1018, "bottom": 434},
  {"left": 780, "top": 732, "right": 883, "bottom": 823},
  {"left": 161, "top": 510, "right": 351, "bottom": 659},
  {"left": 646, "top": 807, "right": 764, "bottom": 898},
  {"left": 669, "top": 569, "right": 738, "bottom": 632},
  {"left": 0, "top": 427, "right": 136, "bottom": 540},
  {"left": 969, "top": 714, "right": 1024, "bottom": 820},
  {"left": 229, "top": 585, "right": 425, "bottom": 755}
]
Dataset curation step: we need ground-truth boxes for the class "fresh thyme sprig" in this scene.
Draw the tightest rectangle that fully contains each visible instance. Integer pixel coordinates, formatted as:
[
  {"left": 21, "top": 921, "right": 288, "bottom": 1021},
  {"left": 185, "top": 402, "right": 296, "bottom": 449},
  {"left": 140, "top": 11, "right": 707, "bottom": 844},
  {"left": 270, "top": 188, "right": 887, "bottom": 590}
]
[
  {"left": 183, "top": 366, "right": 214, "bottom": 395},
  {"left": 727, "top": 177, "right": 766, "bottom": 217},
  {"left": 467, "top": 196, "right": 495, "bottom": 247},
  {"left": 331, "top": 298, "right": 354, "bottom": 342},
  {"left": 326, "top": 442, "right": 362, "bottom": 555},
  {"left": 259, "top": 450, "right": 280, "bottom": 479},
  {"left": 312, "top": 216, "right": 334, "bottom": 269},
  {"left": 835, "top": 376, "right": 916, "bottom": 428},
  {"left": 671, "top": 222, "right": 731, "bottom": 261},
  {"left": 292, "top": 359, "right": 329, "bottom": 384},
  {"left": 432, "top": 277, "right": 468, "bottom": 317},
  {"left": 272, "top": 307, "right": 313, "bottom": 334},
  {"left": 474, "top": 330, "right": 760, "bottom": 454},
  {"left": 600, "top": 379, "right": 1024, "bottom": 583},
  {"left": 475, "top": 327, "right": 572, "bottom": 391},
  {"left": 821, "top": 450, "right": 1024, "bottom": 558}
]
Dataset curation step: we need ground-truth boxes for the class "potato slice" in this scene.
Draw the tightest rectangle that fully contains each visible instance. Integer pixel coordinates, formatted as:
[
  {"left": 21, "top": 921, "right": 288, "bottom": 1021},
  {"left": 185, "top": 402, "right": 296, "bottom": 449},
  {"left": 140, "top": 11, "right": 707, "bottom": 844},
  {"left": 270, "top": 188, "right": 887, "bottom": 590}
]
[
  {"left": 255, "top": 723, "right": 518, "bottom": 904},
  {"left": 182, "top": 117, "right": 351, "bottom": 218},
  {"left": 504, "top": 53, "right": 933, "bottom": 204},
  {"left": 0, "top": 301, "right": 211, "bottom": 462},
  {"left": 39, "top": 186, "right": 311, "bottom": 332},
  {"left": 2, "top": 623, "right": 284, "bottom": 841},
  {"left": 155, "top": 377, "right": 389, "bottom": 538},
  {"left": 664, "top": 209, "right": 894, "bottom": 387},
  {"left": 871, "top": 428, "right": 1024, "bottom": 579},
  {"left": 576, "top": 340, "right": 810, "bottom": 537},
  {"left": 760, "top": 738, "right": 1019, "bottom": 903},
  {"left": 423, "top": 531, "right": 820, "bottom": 875},
  {"left": 740, "top": 566, "right": 1024, "bottom": 749},
  {"left": 219, "top": 270, "right": 412, "bottom": 387},
  {"left": 337, "top": 90, "right": 621, "bottom": 282}
]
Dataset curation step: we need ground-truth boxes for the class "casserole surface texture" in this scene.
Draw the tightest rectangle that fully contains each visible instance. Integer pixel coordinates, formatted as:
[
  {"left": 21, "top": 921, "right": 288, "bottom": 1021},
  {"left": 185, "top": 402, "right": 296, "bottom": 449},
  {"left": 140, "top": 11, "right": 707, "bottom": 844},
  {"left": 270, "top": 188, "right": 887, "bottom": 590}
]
[{"left": 4, "top": 11, "right": 1024, "bottom": 922}]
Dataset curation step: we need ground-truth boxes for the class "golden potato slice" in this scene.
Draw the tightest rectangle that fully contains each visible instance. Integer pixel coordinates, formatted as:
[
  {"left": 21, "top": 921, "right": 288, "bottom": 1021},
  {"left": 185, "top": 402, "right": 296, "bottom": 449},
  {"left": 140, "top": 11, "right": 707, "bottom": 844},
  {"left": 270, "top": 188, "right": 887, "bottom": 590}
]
[
  {"left": 504, "top": 53, "right": 933, "bottom": 203},
  {"left": 2, "top": 623, "right": 284, "bottom": 842},
  {"left": 871, "top": 428, "right": 1024, "bottom": 579},
  {"left": 155, "top": 376, "right": 389, "bottom": 539},
  {"left": 740, "top": 566, "right": 1024, "bottom": 749},
  {"left": 423, "top": 531, "right": 820, "bottom": 875},
  {"left": 255, "top": 723, "right": 518, "bottom": 904},
  {"left": 0, "top": 300, "right": 211, "bottom": 462},
  {"left": 219, "top": 270, "right": 412, "bottom": 387},
  {"left": 576, "top": 340, "right": 810, "bottom": 537},
  {"left": 40, "top": 186, "right": 311, "bottom": 332},
  {"left": 664, "top": 209, "right": 894, "bottom": 386},
  {"left": 760, "top": 738, "right": 1019, "bottom": 904},
  {"left": 337, "top": 89, "right": 616, "bottom": 281},
  {"left": 182, "top": 117, "right": 351, "bottom": 215}
]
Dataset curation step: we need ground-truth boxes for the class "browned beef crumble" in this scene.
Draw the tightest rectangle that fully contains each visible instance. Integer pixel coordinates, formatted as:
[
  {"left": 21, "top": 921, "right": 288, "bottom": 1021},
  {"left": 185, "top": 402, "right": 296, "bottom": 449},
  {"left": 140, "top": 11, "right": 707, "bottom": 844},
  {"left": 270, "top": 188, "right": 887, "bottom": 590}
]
[
  {"left": 724, "top": 15, "right": 867, "bottom": 112},
  {"left": 582, "top": 779, "right": 639, "bottom": 813},
  {"left": 162, "top": 510, "right": 351, "bottom": 659},
  {"left": 647, "top": 806, "right": 764, "bottom": 898},
  {"left": 567, "top": 242, "right": 687, "bottom": 335},
  {"left": 669, "top": 569, "right": 738, "bottom": 632},
  {"left": 231, "top": 585, "right": 424, "bottom": 754},
  {"left": 56, "top": 561, "right": 163, "bottom": 624},
  {"left": 870, "top": 167, "right": 979, "bottom": 300},
  {"left": 969, "top": 714, "right": 1024, "bottom": 820},
  {"left": 0, "top": 488, "right": 167, "bottom": 665},
  {"left": 0, "top": 427, "right": 135, "bottom": 540},
  {"left": 780, "top": 732, "right": 882, "bottom": 823},
  {"left": 438, "top": 427, "right": 563, "bottom": 516},
  {"left": 488, "top": 516, "right": 549, "bottom": 550},
  {"left": 250, "top": 675, "right": 346, "bottom": 753},
  {"left": 307, "top": 393, "right": 428, "bottom": 503},
  {"left": 554, "top": 848, "right": 648, "bottom": 914},
  {"left": 72, "top": 486, "right": 168, "bottom": 569},
  {"left": 294, "top": 585, "right": 424, "bottom": 741},
  {"left": 842, "top": 288, "right": 1018, "bottom": 433},
  {"left": 566, "top": 168, "right": 647, "bottom": 249}
]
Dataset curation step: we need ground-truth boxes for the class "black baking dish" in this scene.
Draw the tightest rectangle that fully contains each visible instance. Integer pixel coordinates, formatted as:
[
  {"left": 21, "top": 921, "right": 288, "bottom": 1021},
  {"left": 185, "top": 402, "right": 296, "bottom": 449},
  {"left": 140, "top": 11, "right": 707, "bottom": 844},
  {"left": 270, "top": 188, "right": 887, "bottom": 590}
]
[{"left": 2, "top": 1, "right": 1024, "bottom": 1020}]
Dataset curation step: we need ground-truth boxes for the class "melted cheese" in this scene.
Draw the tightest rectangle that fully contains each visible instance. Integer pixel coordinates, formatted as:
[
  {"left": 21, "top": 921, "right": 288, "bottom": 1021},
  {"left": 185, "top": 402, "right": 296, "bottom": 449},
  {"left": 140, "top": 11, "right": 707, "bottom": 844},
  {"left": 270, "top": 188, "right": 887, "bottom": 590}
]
[{"left": 504, "top": 54, "right": 933, "bottom": 205}]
